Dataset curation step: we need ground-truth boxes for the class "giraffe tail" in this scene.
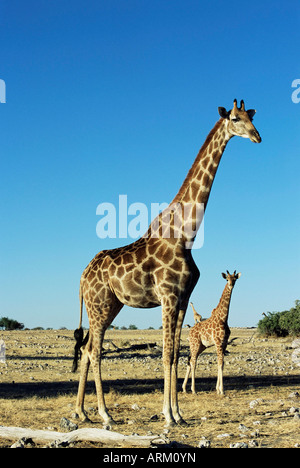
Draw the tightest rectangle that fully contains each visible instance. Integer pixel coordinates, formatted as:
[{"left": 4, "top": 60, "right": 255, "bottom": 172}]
[{"left": 72, "top": 280, "right": 88, "bottom": 372}]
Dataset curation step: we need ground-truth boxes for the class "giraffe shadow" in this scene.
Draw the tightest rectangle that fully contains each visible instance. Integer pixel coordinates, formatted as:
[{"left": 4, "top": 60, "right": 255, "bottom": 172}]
[
  {"left": 180, "top": 373, "right": 300, "bottom": 393},
  {"left": 0, "top": 374, "right": 299, "bottom": 400}
]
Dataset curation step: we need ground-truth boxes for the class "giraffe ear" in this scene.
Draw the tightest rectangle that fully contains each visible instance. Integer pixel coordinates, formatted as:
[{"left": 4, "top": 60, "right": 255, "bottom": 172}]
[
  {"left": 236, "top": 272, "right": 241, "bottom": 279},
  {"left": 222, "top": 272, "right": 227, "bottom": 279},
  {"left": 218, "top": 107, "right": 229, "bottom": 119},
  {"left": 247, "top": 109, "right": 256, "bottom": 121}
]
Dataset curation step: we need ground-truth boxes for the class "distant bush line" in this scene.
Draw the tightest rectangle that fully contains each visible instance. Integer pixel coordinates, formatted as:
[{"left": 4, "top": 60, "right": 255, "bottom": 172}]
[
  {"left": 0, "top": 318, "right": 157, "bottom": 331},
  {"left": 2, "top": 301, "right": 299, "bottom": 336},
  {"left": 257, "top": 300, "right": 300, "bottom": 337}
]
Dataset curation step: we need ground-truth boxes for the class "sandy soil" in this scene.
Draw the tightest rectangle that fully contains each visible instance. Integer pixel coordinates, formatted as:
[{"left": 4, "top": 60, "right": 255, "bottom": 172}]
[{"left": 0, "top": 328, "right": 299, "bottom": 448}]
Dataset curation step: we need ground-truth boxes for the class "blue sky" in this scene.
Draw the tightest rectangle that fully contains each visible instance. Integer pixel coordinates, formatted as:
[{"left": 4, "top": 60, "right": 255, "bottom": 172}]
[{"left": 0, "top": 0, "right": 299, "bottom": 329}]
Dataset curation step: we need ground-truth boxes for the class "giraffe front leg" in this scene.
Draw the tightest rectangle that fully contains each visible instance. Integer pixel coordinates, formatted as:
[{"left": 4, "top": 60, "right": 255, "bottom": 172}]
[
  {"left": 162, "top": 306, "right": 177, "bottom": 427},
  {"left": 216, "top": 346, "right": 225, "bottom": 395},
  {"left": 162, "top": 350, "right": 176, "bottom": 426},
  {"left": 171, "top": 309, "right": 188, "bottom": 426}
]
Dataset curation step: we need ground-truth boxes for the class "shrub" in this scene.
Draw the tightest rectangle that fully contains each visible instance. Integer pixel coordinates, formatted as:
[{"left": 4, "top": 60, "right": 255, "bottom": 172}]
[
  {"left": 257, "top": 311, "right": 286, "bottom": 337},
  {"left": 258, "top": 301, "right": 300, "bottom": 337},
  {"left": 0, "top": 317, "right": 24, "bottom": 330},
  {"left": 279, "top": 300, "right": 300, "bottom": 335}
]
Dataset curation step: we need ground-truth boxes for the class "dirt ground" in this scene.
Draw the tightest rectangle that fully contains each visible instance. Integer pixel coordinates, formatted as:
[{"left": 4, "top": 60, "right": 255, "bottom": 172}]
[{"left": 0, "top": 327, "right": 299, "bottom": 448}]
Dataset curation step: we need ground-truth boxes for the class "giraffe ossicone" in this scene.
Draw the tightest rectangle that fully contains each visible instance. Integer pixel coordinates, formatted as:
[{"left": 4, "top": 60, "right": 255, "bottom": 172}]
[{"left": 72, "top": 100, "right": 261, "bottom": 427}]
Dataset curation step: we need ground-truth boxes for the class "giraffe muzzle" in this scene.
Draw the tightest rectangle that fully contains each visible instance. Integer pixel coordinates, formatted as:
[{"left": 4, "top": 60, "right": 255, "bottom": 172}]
[{"left": 250, "top": 129, "right": 262, "bottom": 143}]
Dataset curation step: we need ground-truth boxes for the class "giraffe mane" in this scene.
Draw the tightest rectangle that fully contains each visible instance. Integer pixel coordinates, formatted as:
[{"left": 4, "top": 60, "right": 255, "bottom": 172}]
[{"left": 172, "top": 119, "right": 224, "bottom": 203}]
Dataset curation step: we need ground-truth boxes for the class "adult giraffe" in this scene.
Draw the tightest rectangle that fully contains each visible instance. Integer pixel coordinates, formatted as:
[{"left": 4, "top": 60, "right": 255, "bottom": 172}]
[{"left": 72, "top": 99, "right": 261, "bottom": 427}]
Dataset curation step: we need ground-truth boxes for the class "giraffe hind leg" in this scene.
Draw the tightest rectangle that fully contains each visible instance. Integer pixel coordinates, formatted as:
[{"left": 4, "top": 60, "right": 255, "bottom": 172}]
[
  {"left": 74, "top": 278, "right": 123, "bottom": 424},
  {"left": 182, "top": 354, "right": 191, "bottom": 393},
  {"left": 88, "top": 299, "right": 123, "bottom": 425},
  {"left": 75, "top": 346, "right": 91, "bottom": 422},
  {"left": 72, "top": 328, "right": 89, "bottom": 373}
]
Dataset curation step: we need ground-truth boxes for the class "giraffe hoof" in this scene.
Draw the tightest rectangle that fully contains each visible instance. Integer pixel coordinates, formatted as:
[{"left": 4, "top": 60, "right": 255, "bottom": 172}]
[
  {"left": 164, "top": 420, "right": 176, "bottom": 428},
  {"left": 103, "top": 418, "right": 116, "bottom": 429},
  {"left": 103, "top": 423, "right": 114, "bottom": 430},
  {"left": 81, "top": 416, "right": 92, "bottom": 423},
  {"left": 75, "top": 411, "right": 92, "bottom": 423},
  {"left": 176, "top": 417, "right": 189, "bottom": 427}
]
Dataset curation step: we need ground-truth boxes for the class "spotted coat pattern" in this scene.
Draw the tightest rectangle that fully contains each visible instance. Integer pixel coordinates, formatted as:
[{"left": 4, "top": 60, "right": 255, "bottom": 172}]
[
  {"left": 182, "top": 271, "right": 241, "bottom": 395},
  {"left": 73, "top": 100, "right": 260, "bottom": 426}
]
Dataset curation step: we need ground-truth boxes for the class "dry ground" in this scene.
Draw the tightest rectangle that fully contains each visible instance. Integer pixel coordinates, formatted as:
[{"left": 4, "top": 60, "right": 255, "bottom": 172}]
[{"left": 0, "top": 328, "right": 299, "bottom": 448}]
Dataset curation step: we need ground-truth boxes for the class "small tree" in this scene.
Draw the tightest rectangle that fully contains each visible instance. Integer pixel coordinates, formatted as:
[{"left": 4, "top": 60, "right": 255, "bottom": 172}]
[
  {"left": 258, "top": 300, "right": 300, "bottom": 337},
  {"left": 257, "top": 312, "right": 285, "bottom": 337},
  {"left": 0, "top": 317, "right": 24, "bottom": 330},
  {"left": 279, "top": 301, "right": 300, "bottom": 336}
]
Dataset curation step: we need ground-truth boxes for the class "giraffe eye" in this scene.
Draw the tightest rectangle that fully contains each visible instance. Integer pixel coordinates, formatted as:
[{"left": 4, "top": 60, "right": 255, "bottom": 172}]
[{"left": 231, "top": 116, "right": 240, "bottom": 122}]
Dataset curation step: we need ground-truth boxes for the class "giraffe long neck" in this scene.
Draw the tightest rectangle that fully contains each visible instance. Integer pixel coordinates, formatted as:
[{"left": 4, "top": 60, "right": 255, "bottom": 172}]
[
  {"left": 172, "top": 118, "right": 231, "bottom": 208},
  {"left": 146, "top": 118, "right": 232, "bottom": 246},
  {"left": 213, "top": 283, "right": 233, "bottom": 323}
]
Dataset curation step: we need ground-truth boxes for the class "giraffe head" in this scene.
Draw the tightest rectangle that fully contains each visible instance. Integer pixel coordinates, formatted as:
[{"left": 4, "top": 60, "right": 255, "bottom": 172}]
[
  {"left": 218, "top": 99, "right": 261, "bottom": 143},
  {"left": 221, "top": 270, "right": 241, "bottom": 289}
]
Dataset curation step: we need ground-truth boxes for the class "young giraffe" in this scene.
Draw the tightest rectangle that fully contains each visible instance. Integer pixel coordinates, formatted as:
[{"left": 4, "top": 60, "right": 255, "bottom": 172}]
[
  {"left": 182, "top": 271, "right": 241, "bottom": 395},
  {"left": 190, "top": 302, "right": 202, "bottom": 323},
  {"left": 72, "top": 100, "right": 261, "bottom": 427}
]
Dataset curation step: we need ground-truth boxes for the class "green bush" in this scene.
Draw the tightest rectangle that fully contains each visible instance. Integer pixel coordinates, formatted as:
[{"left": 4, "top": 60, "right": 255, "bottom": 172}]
[
  {"left": 257, "top": 300, "right": 300, "bottom": 337},
  {"left": 279, "top": 300, "right": 300, "bottom": 335},
  {"left": 0, "top": 316, "right": 24, "bottom": 330}
]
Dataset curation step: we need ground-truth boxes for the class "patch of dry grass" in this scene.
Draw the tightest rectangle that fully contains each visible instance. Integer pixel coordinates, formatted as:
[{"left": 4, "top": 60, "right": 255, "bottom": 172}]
[{"left": 0, "top": 328, "right": 299, "bottom": 448}]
